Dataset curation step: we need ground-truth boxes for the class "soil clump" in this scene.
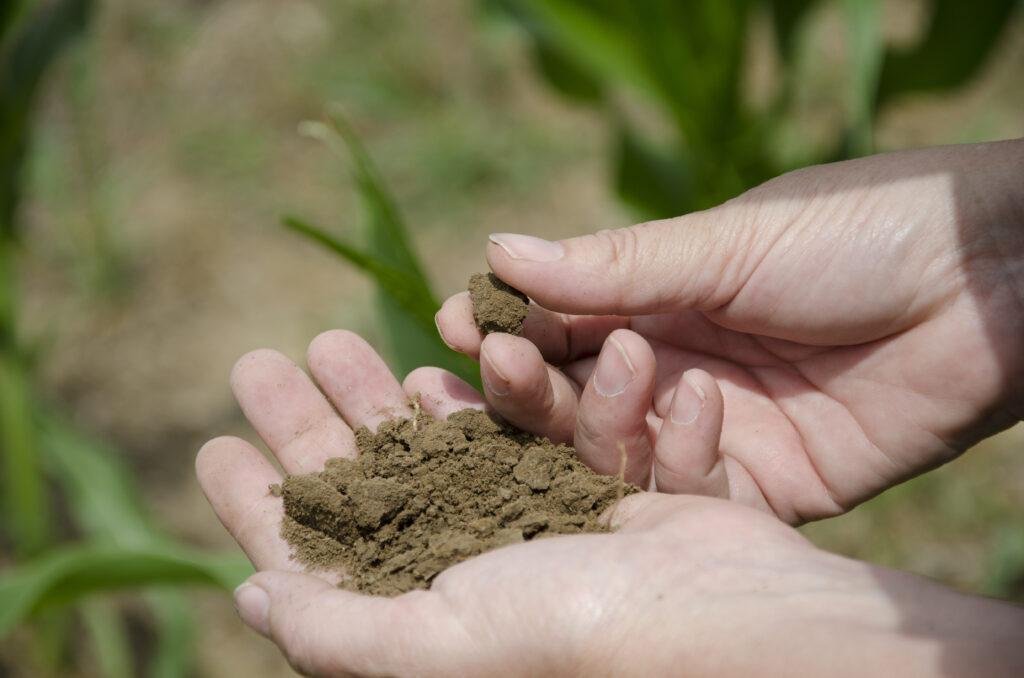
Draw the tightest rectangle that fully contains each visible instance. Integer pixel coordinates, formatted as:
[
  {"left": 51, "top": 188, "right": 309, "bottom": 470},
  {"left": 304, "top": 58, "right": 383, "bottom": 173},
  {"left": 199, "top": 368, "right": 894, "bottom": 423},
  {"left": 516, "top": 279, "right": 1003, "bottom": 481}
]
[
  {"left": 469, "top": 272, "right": 529, "bottom": 335},
  {"left": 275, "top": 408, "right": 635, "bottom": 595}
]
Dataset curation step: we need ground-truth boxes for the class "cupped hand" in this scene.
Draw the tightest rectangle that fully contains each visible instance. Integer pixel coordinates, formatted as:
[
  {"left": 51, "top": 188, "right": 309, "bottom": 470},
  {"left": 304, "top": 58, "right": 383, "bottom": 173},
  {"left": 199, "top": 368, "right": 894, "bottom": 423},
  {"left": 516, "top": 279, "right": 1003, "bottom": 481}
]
[
  {"left": 436, "top": 140, "right": 1024, "bottom": 524},
  {"left": 196, "top": 330, "right": 1024, "bottom": 677},
  {"left": 194, "top": 329, "right": 828, "bottom": 676}
]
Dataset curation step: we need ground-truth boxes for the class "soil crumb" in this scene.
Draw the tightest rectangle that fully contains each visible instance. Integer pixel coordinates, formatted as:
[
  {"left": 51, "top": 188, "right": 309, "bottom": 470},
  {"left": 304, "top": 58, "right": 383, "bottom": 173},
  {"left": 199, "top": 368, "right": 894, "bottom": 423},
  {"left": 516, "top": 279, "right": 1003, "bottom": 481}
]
[
  {"left": 275, "top": 408, "right": 636, "bottom": 595},
  {"left": 469, "top": 272, "right": 529, "bottom": 335}
]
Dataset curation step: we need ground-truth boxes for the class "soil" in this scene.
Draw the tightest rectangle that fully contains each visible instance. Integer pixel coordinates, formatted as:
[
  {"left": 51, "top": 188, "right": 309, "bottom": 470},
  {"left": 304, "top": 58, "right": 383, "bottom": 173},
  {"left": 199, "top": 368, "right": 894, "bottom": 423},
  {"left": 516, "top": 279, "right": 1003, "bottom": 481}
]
[
  {"left": 274, "top": 407, "right": 636, "bottom": 595},
  {"left": 469, "top": 272, "right": 529, "bottom": 335}
]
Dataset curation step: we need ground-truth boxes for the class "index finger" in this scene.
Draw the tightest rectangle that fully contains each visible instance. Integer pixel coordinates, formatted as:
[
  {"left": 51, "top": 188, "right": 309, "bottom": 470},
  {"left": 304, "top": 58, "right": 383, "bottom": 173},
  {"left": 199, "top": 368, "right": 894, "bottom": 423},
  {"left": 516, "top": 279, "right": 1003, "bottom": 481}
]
[{"left": 436, "top": 291, "right": 628, "bottom": 364}]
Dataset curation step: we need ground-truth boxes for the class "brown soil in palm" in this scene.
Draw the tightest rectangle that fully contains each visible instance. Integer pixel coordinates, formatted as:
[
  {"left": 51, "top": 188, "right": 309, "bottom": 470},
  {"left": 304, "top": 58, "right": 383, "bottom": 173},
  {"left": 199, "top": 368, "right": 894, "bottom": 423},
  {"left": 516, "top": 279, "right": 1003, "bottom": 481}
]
[
  {"left": 469, "top": 272, "right": 529, "bottom": 335},
  {"left": 274, "top": 408, "right": 636, "bottom": 596}
]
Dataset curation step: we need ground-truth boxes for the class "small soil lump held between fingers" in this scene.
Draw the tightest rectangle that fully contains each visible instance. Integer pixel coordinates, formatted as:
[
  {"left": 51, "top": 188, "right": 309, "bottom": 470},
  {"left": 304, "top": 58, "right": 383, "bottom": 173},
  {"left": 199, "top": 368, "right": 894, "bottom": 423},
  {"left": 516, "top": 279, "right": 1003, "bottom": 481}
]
[
  {"left": 469, "top": 272, "right": 529, "bottom": 335},
  {"left": 273, "top": 408, "right": 637, "bottom": 596}
]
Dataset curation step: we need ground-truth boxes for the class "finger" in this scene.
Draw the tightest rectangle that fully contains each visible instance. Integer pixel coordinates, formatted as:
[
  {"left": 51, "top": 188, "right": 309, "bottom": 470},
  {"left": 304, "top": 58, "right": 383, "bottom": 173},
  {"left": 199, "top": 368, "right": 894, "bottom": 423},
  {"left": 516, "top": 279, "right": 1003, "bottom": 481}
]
[
  {"left": 402, "top": 367, "right": 486, "bottom": 419},
  {"left": 195, "top": 436, "right": 296, "bottom": 571},
  {"left": 231, "top": 349, "right": 357, "bottom": 473},
  {"left": 479, "top": 333, "right": 579, "bottom": 443},
  {"left": 562, "top": 355, "right": 596, "bottom": 387},
  {"left": 307, "top": 330, "right": 413, "bottom": 431},
  {"left": 436, "top": 291, "right": 628, "bottom": 364},
  {"left": 574, "top": 329, "right": 657, "bottom": 486},
  {"left": 236, "top": 571, "right": 461, "bottom": 677},
  {"left": 486, "top": 215, "right": 742, "bottom": 315},
  {"left": 653, "top": 369, "right": 728, "bottom": 497}
]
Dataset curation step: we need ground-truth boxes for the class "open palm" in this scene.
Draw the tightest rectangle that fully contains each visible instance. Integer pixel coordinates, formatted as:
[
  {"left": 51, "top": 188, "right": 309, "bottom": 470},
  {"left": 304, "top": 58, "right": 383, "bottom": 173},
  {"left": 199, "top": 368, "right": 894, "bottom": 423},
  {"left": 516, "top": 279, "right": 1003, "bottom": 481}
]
[
  {"left": 194, "top": 331, "right": 873, "bottom": 675},
  {"left": 193, "top": 330, "right": 824, "bottom": 674},
  {"left": 436, "top": 141, "right": 1024, "bottom": 524}
]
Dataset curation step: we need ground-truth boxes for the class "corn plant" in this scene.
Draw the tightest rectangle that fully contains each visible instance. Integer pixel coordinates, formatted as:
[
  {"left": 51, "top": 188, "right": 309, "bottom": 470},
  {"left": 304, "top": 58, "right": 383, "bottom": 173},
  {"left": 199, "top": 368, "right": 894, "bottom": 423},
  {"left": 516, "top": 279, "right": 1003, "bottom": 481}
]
[
  {"left": 285, "top": 110, "right": 480, "bottom": 387},
  {"left": 487, "top": 0, "right": 1019, "bottom": 218},
  {"left": 0, "top": 3, "right": 250, "bottom": 675}
]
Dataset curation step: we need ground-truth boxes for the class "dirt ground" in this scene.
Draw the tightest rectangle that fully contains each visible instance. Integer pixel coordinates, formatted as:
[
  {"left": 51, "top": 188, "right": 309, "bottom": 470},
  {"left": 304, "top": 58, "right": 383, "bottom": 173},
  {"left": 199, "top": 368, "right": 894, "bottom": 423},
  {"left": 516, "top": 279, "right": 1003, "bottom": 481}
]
[{"left": 10, "top": 1, "right": 1024, "bottom": 675}]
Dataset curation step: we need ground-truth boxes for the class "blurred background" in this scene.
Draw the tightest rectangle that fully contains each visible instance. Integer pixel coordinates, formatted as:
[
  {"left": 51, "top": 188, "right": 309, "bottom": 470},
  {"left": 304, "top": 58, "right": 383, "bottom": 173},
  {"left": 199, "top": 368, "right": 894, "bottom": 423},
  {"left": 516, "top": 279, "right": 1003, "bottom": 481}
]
[{"left": 1, "top": 0, "right": 1022, "bottom": 675}]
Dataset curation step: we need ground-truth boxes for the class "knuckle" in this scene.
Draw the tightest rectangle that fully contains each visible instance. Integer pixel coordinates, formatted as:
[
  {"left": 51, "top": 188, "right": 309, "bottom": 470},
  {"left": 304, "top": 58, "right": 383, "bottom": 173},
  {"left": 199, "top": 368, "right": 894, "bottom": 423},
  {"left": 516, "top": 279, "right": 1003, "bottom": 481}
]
[{"left": 592, "top": 227, "right": 643, "bottom": 276}]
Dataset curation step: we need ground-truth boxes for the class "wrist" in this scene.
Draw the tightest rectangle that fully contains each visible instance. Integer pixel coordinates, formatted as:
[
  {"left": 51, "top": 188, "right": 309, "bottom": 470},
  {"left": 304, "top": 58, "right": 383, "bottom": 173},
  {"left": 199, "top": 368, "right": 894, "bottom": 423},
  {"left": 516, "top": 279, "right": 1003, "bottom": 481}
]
[
  {"left": 961, "top": 139, "right": 1024, "bottom": 419},
  {"left": 790, "top": 556, "right": 1024, "bottom": 677},
  {"left": 618, "top": 550, "right": 1024, "bottom": 677}
]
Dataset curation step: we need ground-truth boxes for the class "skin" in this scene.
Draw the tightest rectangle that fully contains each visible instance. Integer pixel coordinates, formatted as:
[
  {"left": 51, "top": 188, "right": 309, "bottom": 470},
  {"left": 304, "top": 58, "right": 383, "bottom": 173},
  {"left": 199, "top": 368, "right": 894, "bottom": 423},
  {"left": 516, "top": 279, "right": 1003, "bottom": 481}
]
[
  {"left": 198, "top": 331, "right": 1024, "bottom": 677},
  {"left": 437, "top": 139, "right": 1024, "bottom": 524},
  {"left": 197, "top": 140, "right": 1024, "bottom": 676}
]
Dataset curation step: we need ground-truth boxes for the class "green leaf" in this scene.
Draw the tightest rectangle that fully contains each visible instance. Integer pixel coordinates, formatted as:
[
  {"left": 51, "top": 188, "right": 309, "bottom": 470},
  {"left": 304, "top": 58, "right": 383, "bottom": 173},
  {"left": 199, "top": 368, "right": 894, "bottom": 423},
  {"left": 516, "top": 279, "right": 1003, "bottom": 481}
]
[
  {"left": 499, "top": 1, "right": 762, "bottom": 214},
  {"left": 80, "top": 600, "right": 133, "bottom": 678},
  {"left": 300, "top": 115, "right": 430, "bottom": 283},
  {"left": 1, "top": 0, "right": 94, "bottom": 238},
  {"left": 287, "top": 112, "right": 481, "bottom": 386},
  {"left": 490, "top": 0, "right": 604, "bottom": 103},
  {"left": 282, "top": 215, "right": 436, "bottom": 331},
  {"left": 875, "top": 0, "right": 1018, "bottom": 108},
  {"left": 0, "top": 1, "right": 28, "bottom": 47},
  {"left": 0, "top": 543, "right": 252, "bottom": 638},
  {"left": 38, "top": 414, "right": 207, "bottom": 676},
  {"left": 0, "top": 351, "right": 49, "bottom": 555},
  {"left": 500, "top": 0, "right": 661, "bottom": 102},
  {"left": 613, "top": 124, "right": 693, "bottom": 219},
  {"left": 767, "top": 0, "right": 822, "bottom": 63},
  {"left": 531, "top": 39, "right": 605, "bottom": 103},
  {"left": 38, "top": 412, "right": 154, "bottom": 546},
  {"left": 146, "top": 590, "right": 195, "bottom": 678},
  {"left": 984, "top": 527, "right": 1024, "bottom": 601},
  {"left": 283, "top": 215, "right": 480, "bottom": 385},
  {"left": 842, "top": 0, "right": 882, "bottom": 157}
]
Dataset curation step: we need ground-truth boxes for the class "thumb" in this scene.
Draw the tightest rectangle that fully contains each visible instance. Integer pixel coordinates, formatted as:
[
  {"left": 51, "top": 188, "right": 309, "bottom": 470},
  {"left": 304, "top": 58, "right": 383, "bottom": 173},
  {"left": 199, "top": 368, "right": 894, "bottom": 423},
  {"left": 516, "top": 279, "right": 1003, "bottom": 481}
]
[
  {"left": 487, "top": 213, "right": 743, "bottom": 315},
  {"left": 235, "top": 571, "right": 461, "bottom": 676}
]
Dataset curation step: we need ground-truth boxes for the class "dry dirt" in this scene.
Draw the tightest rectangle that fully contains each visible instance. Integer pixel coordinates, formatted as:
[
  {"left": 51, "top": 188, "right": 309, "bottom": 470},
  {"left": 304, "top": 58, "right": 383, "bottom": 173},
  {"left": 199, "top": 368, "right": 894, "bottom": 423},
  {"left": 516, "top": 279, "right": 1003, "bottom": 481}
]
[{"left": 277, "top": 408, "right": 635, "bottom": 595}]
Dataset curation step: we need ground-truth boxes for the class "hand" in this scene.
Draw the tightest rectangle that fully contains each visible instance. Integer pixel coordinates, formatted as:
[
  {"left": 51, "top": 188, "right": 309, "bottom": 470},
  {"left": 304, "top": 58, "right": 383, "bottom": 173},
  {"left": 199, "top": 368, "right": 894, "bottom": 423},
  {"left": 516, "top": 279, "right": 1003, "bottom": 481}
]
[
  {"left": 195, "top": 332, "right": 1024, "bottom": 676},
  {"left": 436, "top": 139, "right": 1024, "bottom": 524}
]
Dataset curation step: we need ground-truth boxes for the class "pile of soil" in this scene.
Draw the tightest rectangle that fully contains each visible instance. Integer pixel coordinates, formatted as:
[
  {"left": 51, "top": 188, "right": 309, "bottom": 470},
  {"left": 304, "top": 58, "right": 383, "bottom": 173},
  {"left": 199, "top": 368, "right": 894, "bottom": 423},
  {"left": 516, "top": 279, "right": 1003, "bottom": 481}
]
[
  {"left": 274, "top": 408, "right": 635, "bottom": 595},
  {"left": 469, "top": 272, "right": 528, "bottom": 335}
]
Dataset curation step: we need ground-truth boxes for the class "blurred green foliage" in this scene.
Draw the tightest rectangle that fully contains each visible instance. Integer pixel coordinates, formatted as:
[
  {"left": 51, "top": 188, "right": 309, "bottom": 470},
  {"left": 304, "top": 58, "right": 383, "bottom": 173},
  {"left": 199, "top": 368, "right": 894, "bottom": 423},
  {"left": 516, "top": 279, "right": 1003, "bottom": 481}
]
[
  {"left": 488, "top": 0, "right": 1018, "bottom": 217},
  {"left": 285, "top": 111, "right": 480, "bottom": 385},
  {"left": 1, "top": 2, "right": 249, "bottom": 675},
  {"left": 291, "top": 0, "right": 1019, "bottom": 391}
]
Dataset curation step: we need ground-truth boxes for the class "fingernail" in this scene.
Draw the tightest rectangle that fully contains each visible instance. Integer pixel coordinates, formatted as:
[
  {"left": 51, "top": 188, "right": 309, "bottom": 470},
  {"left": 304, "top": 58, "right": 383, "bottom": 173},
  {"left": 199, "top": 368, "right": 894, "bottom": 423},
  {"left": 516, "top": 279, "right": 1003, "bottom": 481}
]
[
  {"left": 671, "top": 372, "right": 706, "bottom": 425},
  {"left": 489, "top": 233, "right": 564, "bottom": 262},
  {"left": 234, "top": 582, "right": 271, "bottom": 638},
  {"left": 593, "top": 337, "right": 635, "bottom": 397},
  {"left": 434, "top": 311, "right": 456, "bottom": 349},
  {"left": 480, "top": 350, "right": 510, "bottom": 397}
]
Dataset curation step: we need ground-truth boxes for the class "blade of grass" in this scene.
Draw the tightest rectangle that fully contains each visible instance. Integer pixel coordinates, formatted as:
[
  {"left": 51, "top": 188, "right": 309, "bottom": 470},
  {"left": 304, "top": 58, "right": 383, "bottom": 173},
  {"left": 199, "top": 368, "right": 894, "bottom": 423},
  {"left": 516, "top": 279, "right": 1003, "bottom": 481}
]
[
  {"left": 0, "top": 543, "right": 252, "bottom": 638},
  {"left": 0, "top": 350, "right": 48, "bottom": 556},
  {"left": 0, "top": 1, "right": 30, "bottom": 46},
  {"left": 39, "top": 412, "right": 215, "bottom": 676},
  {"left": 318, "top": 112, "right": 432, "bottom": 283},
  {"left": 146, "top": 590, "right": 195, "bottom": 678},
  {"left": 40, "top": 411, "right": 161, "bottom": 547},
  {"left": 282, "top": 215, "right": 437, "bottom": 331},
  {"left": 842, "top": 0, "right": 882, "bottom": 157},
  {"left": 613, "top": 123, "right": 692, "bottom": 219},
  {"left": 1, "top": 0, "right": 94, "bottom": 238},
  {"left": 290, "top": 114, "right": 481, "bottom": 384},
  {"left": 80, "top": 600, "right": 133, "bottom": 678},
  {"left": 283, "top": 213, "right": 479, "bottom": 385},
  {"left": 499, "top": 0, "right": 659, "bottom": 101},
  {"left": 876, "top": 0, "right": 1018, "bottom": 108}
]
